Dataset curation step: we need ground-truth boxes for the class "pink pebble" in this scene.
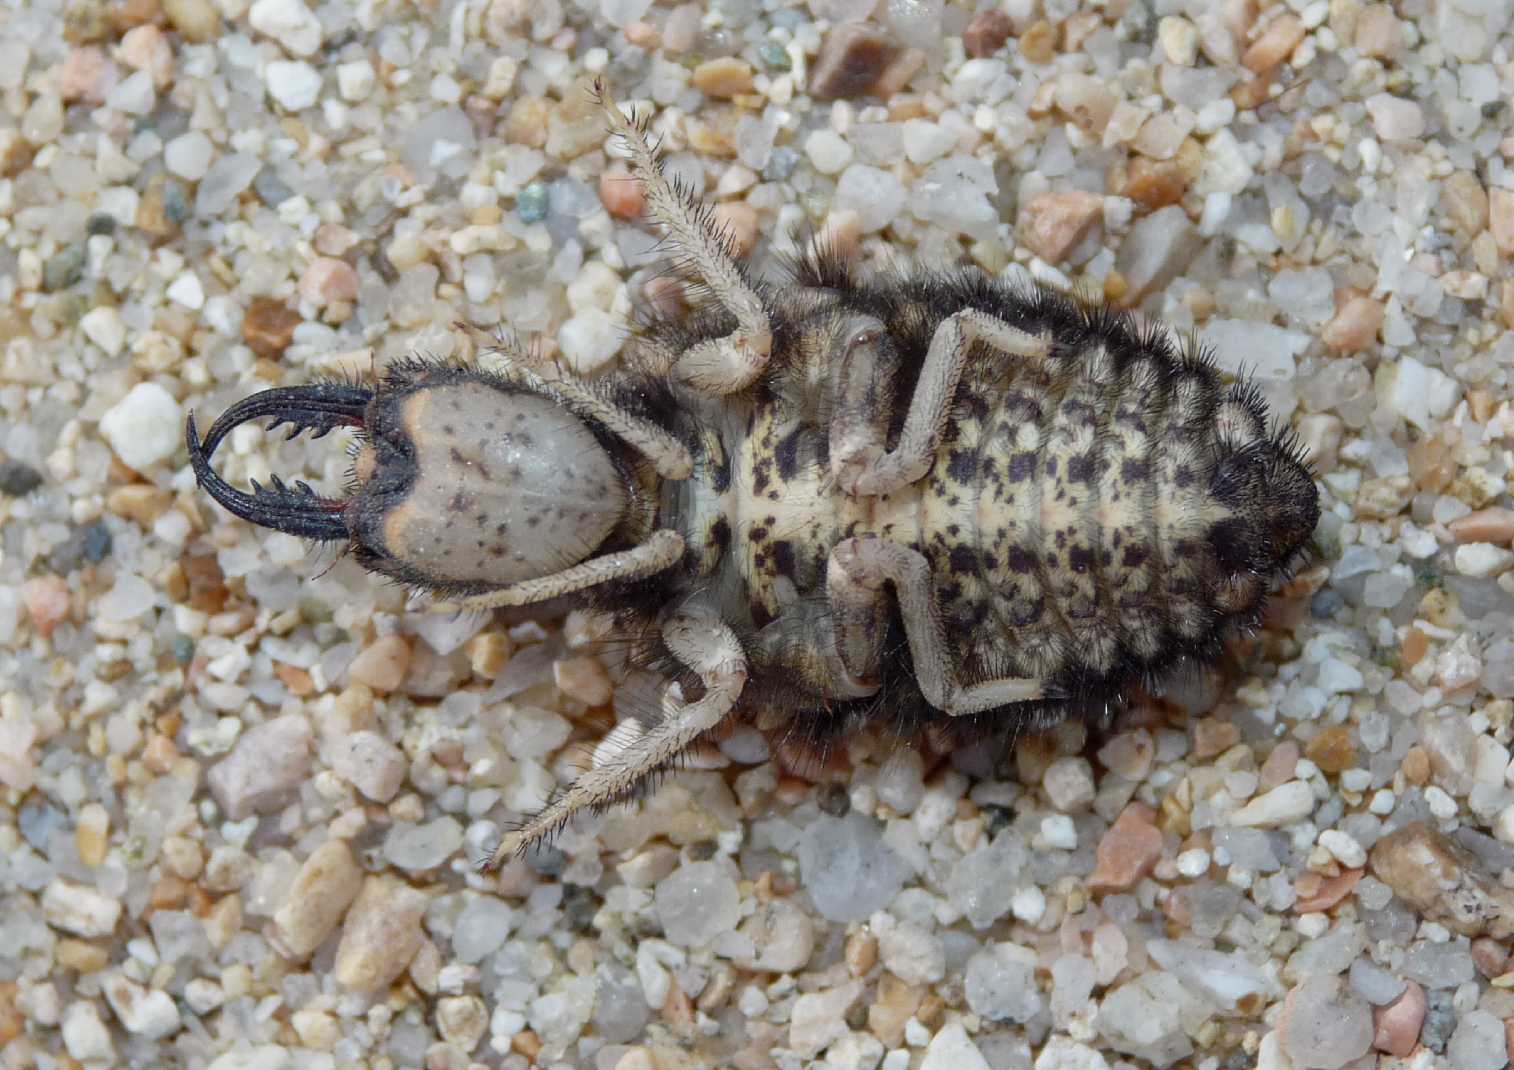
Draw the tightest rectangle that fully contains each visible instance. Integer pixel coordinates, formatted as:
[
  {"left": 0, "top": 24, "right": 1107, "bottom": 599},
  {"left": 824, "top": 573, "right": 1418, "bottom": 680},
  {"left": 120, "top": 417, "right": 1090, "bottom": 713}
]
[{"left": 299, "top": 258, "right": 360, "bottom": 306}]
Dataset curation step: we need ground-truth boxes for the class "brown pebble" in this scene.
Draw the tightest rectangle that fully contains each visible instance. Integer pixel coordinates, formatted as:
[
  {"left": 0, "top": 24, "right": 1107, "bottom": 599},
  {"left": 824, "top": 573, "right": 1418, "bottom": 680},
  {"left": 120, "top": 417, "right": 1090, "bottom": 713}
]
[
  {"left": 1258, "top": 740, "right": 1299, "bottom": 791},
  {"left": 1449, "top": 507, "right": 1514, "bottom": 545},
  {"left": 22, "top": 576, "right": 71, "bottom": 638},
  {"left": 1088, "top": 802, "right": 1164, "bottom": 893},
  {"left": 272, "top": 840, "right": 364, "bottom": 961},
  {"left": 347, "top": 635, "right": 411, "bottom": 693},
  {"left": 243, "top": 297, "right": 304, "bottom": 359},
  {"left": 1304, "top": 724, "right": 1356, "bottom": 775},
  {"left": 1471, "top": 937, "right": 1509, "bottom": 978},
  {"left": 180, "top": 540, "right": 227, "bottom": 613},
  {"left": 1122, "top": 157, "right": 1187, "bottom": 211},
  {"left": 692, "top": 57, "right": 754, "bottom": 99},
  {"left": 1019, "top": 19, "right": 1057, "bottom": 64},
  {"left": 107, "top": 483, "right": 173, "bottom": 527},
  {"left": 1242, "top": 13, "right": 1304, "bottom": 74},
  {"left": 846, "top": 931, "right": 878, "bottom": 976},
  {"left": 143, "top": 734, "right": 178, "bottom": 774},
  {"left": 1321, "top": 295, "right": 1383, "bottom": 351},
  {"left": 553, "top": 655, "right": 612, "bottom": 706},
  {"left": 333, "top": 876, "right": 429, "bottom": 992},
  {"left": 963, "top": 10, "right": 1013, "bottom": 58},
  {"left": 811, "top": 24, "right": 902, "bottom": 101},
  {"left": 1192, "top": 717, "right": 1240, "bottom": 760},
  {"left": 1020, "top": 191, "right": 1104, "bottom": 263},
  {"left": 1370, "top": 822, "right": 1514, "bottom": 939},
  {"left": 1400, "top": 745, "right": 1430, "bottom": 785},
  {"left": 1372, "top": 980, "right": 1425, "bottom": 1056},
  {"left": 275, "top": 663, "right": 315, "bottom": 697},
  {"left": 465, "top": 631, "right": 513, "bottom": 680},
  {"left": 1292, "top": 867, "right": 1361, "bottom": 913},
  {"left": 867, "top": 973, "right": 922, "bottom": 1048},
  {"left": 162, "top": 0, "right": 221, "bottom": 41},
  {"left": 0, "top": 983, "right": 19, "bottom": 1046},
  {"left": 600, "top": 168, "right": 645, "bottom": 220},
  {"left": 1491, "top": 188, "right": 1514, "bottom": 255}
]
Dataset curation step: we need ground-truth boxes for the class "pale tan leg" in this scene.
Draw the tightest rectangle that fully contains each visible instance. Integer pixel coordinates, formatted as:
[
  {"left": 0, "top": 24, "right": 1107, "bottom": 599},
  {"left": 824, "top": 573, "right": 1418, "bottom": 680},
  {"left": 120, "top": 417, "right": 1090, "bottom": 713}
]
[
  {"left": 485, "top": 611, "right": 748, "bottom": 868},
  {"left": 833, "top": 309, "right": 1050, "bottom": 497},
  {"left": 594, "top": 80, "right": 773, "bottom": 395},
  {"left": 827, "top": 536, "right": 1044, "bottom": 717},
  {"left": 436, "top": 530, "right": 684, "bottom": 612},
  {"left": 474, "top": 327, "right": 694, "bottom": 481}
]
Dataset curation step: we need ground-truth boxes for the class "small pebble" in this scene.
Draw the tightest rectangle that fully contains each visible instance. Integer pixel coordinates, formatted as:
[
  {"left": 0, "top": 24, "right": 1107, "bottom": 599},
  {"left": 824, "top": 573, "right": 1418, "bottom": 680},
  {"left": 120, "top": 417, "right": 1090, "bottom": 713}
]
[
  {"left": 99, "top": 382, "right": 183, "bottom": 471},
  {"left": 271, "top": 840, "right": 363, "bottom": 961},
  {"left": 62, "top": 1002, "right": 115, "bottom": 1063},
  {"left": 810, "top": 25, "right": 901, "bottom": 101},
  {"left": 347, "top": 635, "right": 411, "bottom": 693},
  {"left": 1372, "top": 980, "right": 1426, "bottom": 1056},
  {"left": 298, "top": 258, "right": 359, "bottom": 306},
  {"left": 207, "top": 714, "right": 312, "bottom": 820},
  {"left": 103, "top": 975, "right": 181, "bottom": 1039},
  {"left": 1088, "top": 804, "right": 1163, "bottom": 893},
  {"left": 788, "top": 981, "right": 863, "bottom": 1057},
  {"left": 1242, "top": 13, "right": 1305, "bottom": 73},
  {"left": 920, "top": 1021, "right": 991, "bottom": 1070},
  {"left": 249, "top": 0, "right": 324, "bottom": 56},
  {"left": 266, "top": 60, "right": 322, "bottom": 111},
  {"left": 1232, "top": 781, "right": 1315, "bottom": 827},
  {"left": 331, "top": 731, "right": 406, "bottom": 803},
  {"left": 692, "top": 57, "right": 753, "bottom": 99},
  {"left": 962, "top": 10, "right": 1013, "bottom": 58},
  {"left": 655, "top": 861, "right": 740, "bottom": 948},
  {"left": 22, "top": 576, "right": 70, "bottom": 638},
  {"left": 334, "top": 877, "right": 430, "bottom": 992}
]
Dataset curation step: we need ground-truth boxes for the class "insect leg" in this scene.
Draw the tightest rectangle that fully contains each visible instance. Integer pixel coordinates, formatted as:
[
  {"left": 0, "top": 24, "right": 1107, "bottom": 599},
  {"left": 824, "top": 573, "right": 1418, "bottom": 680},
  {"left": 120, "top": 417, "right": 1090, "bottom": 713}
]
[
  {"left": 594, "top": 80, "right": 774, "bottom": 396},
  {"left": 484, "top": 611, "right": 748, "bottom": 868},
  {"left": 437, "top": 530, "right": 685, "bottom": 612},
  {"left": 828, "top": 536, "right": 1044, "bottom": 716},
  {"left": 833, "top": 309, "right": 1050, "bottom": 497}
]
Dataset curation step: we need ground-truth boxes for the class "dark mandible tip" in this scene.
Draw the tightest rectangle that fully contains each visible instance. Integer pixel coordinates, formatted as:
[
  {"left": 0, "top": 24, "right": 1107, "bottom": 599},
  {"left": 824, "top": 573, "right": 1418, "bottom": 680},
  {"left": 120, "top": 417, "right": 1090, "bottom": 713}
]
[{"left": 185, "top": 383, "right": 373, "bottom": 542}]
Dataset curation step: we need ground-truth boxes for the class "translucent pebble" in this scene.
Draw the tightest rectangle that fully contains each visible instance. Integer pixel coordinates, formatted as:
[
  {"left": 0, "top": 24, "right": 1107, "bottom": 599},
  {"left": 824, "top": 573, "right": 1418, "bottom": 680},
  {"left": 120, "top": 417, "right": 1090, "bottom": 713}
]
[
  {"left": 1400, "top": 942, "right": 1475, "bottom": 989},
  {"left": 1280, "top": 974, "right": 1372, "bottom": 1068},
  {"left": 401, "top": 107, "right": 477, "bottom": 183},
  {"left": 592, "top": 962, "right": 649, "bottom": 1042},
  {"left": 947, "top": 831, "right": 1028, "bottom": 928},
  {"left": 834, "top": 164, "right": 906, "bottom": 233},
  {"left": 1268, "top": 267, "right": 1335, "bottom": 327},
  {"left": 1447, "top": 1009, "right": 1505, "bottom": 1070},
  {"left": 1363, "top": 567, "right": 1414, "bottom": 608},
  {"left": 1348, "top": 956, "right": 1406, "bottom": 1005},
  {"left": 964, "top": 943, "right": 1042, "bottom": 1023},
  {"left": 1051, "top": 954, "right": 1097, "bottom": 1021},
  {"left": 382, "top": 817, "right": 463, "bottom": 872},
  {"left": 1148, "top": 940, "right": 1272, "bottom": 1009},
  {"left": 912, "top": 155, "right": 997, "bottom": 233},
  {"left": 654, "top": 861, "right": 740, "bottom": 947},
  {"left": 452, "top": 895, "right": 514, "bottom": 963},
  {"left": 797, "top": 813, "right": 909, "bottom": 922},
  {"left": 195, "top": 153, "right": 261, "bottom": 215}
]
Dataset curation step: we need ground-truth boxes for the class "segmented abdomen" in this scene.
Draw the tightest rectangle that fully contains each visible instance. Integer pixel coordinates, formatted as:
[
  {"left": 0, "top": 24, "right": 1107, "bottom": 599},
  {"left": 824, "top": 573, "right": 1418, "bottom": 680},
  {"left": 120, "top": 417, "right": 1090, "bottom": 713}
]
[{"left": 921, "top": 320, "right": 1239, "bottom": 698}]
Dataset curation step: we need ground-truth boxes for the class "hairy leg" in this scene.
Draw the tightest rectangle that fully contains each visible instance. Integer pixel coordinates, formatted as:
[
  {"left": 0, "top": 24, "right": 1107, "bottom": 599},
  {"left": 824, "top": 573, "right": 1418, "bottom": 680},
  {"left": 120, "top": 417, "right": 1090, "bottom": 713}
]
[
  {"left": 439, "top": 530, "right": 685, "bottom": 612},
  {"left": 594, "top": 80, "right": 773, "bottom": 396},
  {"left": 484, "top": 610, "right": 748, "bottom": 868},
  {"left": 832, "top": 309, "right": 1050, "bottom": 497},
  {"left": 827, "top": 536, "right": 1044, "bottom": 716}
]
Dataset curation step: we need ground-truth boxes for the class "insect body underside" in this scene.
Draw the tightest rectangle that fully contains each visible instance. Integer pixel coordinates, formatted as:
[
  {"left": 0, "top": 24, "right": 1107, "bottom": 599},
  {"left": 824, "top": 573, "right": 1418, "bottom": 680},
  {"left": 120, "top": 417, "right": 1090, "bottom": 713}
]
[{"left": 187, "top": 82, "right": 1320, "bottom": 870}]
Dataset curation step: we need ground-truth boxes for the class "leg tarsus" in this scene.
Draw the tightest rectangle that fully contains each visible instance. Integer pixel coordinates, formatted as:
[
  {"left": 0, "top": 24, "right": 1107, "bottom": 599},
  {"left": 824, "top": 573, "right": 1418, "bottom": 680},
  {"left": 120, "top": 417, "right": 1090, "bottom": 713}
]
[
  {"left": 833, "top": 308, "right": 1050, "bottom": 497},
  {"left": 828, "top": 536, "right": 1044, "bottom": 717},
  {"left": 593, "top": 80, "right": 773, "bottom": 396},
  {"left": 485, "top": 610, "right": 748, "bottom": 869}
]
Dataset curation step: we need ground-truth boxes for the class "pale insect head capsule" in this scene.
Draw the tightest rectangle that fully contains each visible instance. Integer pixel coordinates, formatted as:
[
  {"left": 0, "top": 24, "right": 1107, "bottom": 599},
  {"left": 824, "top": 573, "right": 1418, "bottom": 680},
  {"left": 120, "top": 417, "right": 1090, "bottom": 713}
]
[{"left": 186, "top": 361, "right": 635, "bottom": 595}]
